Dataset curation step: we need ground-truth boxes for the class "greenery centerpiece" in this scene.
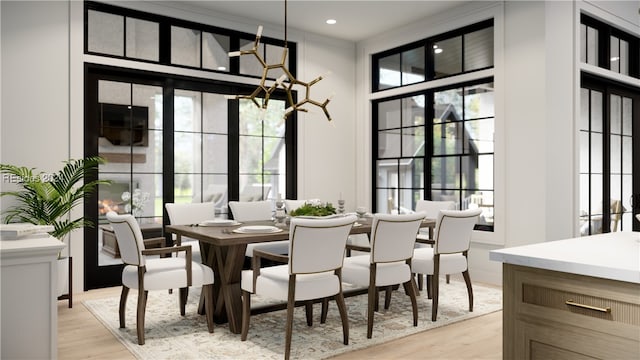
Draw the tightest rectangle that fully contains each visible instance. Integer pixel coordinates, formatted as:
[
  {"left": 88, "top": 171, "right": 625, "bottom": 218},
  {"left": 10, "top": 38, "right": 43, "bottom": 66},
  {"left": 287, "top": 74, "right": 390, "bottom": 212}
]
[
  {"left": 288, "top": 201, "right": 337, "bottom": 217},
  {"left": 0, "top": 156, "right": 109, "bottom": 240}
]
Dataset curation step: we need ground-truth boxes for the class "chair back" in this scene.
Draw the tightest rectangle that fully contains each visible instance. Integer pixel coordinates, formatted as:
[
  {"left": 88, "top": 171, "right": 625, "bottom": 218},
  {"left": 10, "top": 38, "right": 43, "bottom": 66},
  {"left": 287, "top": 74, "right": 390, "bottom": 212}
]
[
  {"left": 370, "top": 212, "right": 426, "bottom": 263},
  {"left": 106, "top": 211, "right": 146, "bottom": 266},
  {"left": 434, "top": 208, "right": 482, "bottom": 254},
  {"left": 610, "top": 200, "right": 624, "bottom": 232},
  {"left": 165, "top": 202, "right": 216, "bottom": 225},
  {"left": 228, "top": 200, "right": 273, "bottom": 221},
  {"left": 289, "top": 215, "right": 357, "bottom": 274},
  {"left": 284, "top": 199, "right": 307, "bottom": 213},
  {"left": 415, "top": 200, "right": 456, "bottom": 219},
  {"left": 199, "top": 184, "right": 227, "bottom": 205}
]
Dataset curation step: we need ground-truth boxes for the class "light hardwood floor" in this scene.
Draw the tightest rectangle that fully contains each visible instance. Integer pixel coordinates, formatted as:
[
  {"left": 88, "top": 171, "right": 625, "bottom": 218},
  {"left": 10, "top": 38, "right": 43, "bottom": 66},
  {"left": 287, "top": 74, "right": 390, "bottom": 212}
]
[{"left": 58, "top": 286, "right": 502, "bottom": 359}]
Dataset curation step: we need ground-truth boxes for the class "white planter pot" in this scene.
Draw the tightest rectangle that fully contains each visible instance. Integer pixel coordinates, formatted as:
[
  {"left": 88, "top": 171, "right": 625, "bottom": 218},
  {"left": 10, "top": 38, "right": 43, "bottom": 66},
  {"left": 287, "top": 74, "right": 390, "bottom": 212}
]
[{"left": 57, "top": 257, "right": 69, "bottom": 297}]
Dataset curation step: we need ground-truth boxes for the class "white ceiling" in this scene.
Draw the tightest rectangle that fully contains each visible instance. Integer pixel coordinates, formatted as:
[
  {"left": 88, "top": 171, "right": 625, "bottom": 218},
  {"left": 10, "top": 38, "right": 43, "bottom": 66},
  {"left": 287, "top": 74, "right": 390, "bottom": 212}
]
[{"left": 173, "top": 1, "right": 470, "bottom": 42}]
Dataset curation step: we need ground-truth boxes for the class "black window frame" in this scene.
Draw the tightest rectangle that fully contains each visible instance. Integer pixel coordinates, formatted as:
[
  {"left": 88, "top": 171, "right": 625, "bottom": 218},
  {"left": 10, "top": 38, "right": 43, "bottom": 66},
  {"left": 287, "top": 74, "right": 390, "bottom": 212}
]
[
  {"left": 372, "top": 19, "right": 494, "bottom": 92},
  {"left": 372, "top": 77, "right": 495, "bottom": 232},
  {"left": 84, "top": 1, "right": 297, "bottom": 79},
  {"left": 580, "top": 14, "right": 640, "bottom": 79}
]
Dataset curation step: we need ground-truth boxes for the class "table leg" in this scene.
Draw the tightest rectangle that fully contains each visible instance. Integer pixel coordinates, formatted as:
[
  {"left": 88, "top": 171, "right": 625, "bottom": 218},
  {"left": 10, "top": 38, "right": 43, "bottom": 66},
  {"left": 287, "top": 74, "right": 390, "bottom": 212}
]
[
  {"left": 197, "top": 242, "right": 213, "bottom": 315},
  {"left": 211, "top": 244, "right": 247, "bottom": 334}
]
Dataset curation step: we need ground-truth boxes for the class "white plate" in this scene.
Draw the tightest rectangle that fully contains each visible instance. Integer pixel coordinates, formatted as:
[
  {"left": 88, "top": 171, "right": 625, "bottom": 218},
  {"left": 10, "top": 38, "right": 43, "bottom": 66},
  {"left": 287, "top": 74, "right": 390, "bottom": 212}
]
[
  {"left": 198, "top": 219, "right": 240, "bottom": 227},
  {"left": 233, "top": 225, "right": 282, "bottom": 234}
]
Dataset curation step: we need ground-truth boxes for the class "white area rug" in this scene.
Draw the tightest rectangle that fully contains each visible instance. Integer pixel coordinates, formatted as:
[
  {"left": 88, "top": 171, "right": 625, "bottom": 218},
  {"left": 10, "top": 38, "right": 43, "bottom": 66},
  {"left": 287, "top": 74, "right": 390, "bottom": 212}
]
[{"left": 84, "top": 278, "right": 502, "bottom": 359}]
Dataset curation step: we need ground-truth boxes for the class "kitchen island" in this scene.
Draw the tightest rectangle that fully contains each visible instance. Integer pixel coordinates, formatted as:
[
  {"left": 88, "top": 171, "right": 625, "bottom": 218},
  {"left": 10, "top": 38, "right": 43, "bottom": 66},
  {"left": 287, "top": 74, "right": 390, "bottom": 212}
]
[{"left": 490, "top": 232, "right": 640, "bottom": 359}]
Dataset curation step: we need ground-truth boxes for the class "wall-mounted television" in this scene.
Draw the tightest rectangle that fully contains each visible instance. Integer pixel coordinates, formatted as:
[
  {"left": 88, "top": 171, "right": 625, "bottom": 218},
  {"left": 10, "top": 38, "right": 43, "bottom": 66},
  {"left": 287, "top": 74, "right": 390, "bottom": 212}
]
[{"left": 99, "top": 103, "right": 149, "bottom": 147}]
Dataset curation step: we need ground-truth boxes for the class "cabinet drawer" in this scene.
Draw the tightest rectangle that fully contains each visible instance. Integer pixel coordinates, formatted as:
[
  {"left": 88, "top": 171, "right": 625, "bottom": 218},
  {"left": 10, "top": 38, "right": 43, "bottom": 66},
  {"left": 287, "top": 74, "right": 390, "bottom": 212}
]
[
  {"left": 503, "top": 264, "right": 640, "bottom": 359},
  {"left": 522, "top": 283, "right": 640, "bottom": 326}
]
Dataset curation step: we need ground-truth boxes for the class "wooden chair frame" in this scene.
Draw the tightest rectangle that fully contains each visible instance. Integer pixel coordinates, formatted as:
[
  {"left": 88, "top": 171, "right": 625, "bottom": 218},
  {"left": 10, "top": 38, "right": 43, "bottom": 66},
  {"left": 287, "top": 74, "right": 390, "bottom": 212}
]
[
  {"left": 117, "top": 244, "right": 215, "bottom": 345},
  {"left": 241, "top": 223, "right": 352, "bottom": 360}
]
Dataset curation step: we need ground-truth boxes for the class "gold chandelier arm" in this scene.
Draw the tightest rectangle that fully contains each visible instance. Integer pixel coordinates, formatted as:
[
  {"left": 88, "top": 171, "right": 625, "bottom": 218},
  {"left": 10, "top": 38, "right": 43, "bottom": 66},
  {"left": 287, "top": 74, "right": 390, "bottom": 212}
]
[{"left": 226, "top": 0, "right": 332, "bottom": 122}]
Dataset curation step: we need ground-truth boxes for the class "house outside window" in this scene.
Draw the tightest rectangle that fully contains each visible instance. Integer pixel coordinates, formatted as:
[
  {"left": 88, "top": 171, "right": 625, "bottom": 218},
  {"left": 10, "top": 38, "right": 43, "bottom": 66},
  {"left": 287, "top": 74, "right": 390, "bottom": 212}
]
[{"left": 372, "top": 20, "right": 495, "bottom": 231}]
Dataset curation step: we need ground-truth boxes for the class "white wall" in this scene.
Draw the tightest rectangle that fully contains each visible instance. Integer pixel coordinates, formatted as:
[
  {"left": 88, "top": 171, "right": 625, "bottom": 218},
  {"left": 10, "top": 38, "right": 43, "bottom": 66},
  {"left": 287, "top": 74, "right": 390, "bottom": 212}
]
[{"left": 1, "top": 1, "right": 70, "bottom": 172}]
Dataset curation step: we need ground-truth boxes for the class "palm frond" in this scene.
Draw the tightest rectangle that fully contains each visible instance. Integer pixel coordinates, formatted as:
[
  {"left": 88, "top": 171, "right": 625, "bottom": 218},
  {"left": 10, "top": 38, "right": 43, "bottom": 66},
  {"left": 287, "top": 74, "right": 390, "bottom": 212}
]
[{"left": 1, "top": 157, "right": 109, "bottom": 240}]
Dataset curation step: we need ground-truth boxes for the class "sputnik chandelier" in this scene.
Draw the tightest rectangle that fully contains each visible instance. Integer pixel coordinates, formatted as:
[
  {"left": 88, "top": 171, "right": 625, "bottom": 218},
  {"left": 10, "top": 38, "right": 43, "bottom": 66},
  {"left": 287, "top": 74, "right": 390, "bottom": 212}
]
[{"left": 227, "top": 0, "right": 332, "bottom": 122}]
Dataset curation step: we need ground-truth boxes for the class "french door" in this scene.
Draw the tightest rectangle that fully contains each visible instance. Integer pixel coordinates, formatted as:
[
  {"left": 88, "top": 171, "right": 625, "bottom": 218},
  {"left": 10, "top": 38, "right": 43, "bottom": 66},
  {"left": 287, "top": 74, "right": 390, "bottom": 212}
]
[
  {"left": 84, "top": 65, "right": 296, "bottom": 289},
  {"left": 579, "top": 74, "right": 640, "bottom": 235}
]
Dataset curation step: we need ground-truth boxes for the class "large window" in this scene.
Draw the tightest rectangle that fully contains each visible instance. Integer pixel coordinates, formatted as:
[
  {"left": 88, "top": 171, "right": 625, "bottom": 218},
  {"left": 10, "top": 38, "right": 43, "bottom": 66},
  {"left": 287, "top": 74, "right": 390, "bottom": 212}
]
[
  {"left": 239, "top": 99, "right": 287, "bottom": 202},
  {"left": 580, "top": 14, "right": 639, "bottom": 79},
  {"left": 580, "top": 77, "right": 638, "bottom": 235},
  {"left": 374, "top": 81, "right": 494, "bottom": 230},
  {"left": 579, "top": 15, "right": 640, "bottom": 235},
  {"left": 373, "top": 20, "right": 493, "bottom": 92},
  {"left": 85, "top": 1, "right": 295, "bottom": 78},
  {"left": 173, "top": 90, "right": 229, "bottom": 215},
  {"left": 372, "top": 21, "right": 495, "bottom": 231},
  {"left": 375, "top": 95, "right": 426, "bottom": 213}
]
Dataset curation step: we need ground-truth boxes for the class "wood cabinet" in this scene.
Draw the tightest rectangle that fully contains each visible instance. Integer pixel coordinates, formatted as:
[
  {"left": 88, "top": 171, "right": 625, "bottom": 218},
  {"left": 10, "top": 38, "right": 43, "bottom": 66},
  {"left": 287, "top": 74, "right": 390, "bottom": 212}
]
[{"left": 503, "top": 264, "right": 640, "bottom": 359}]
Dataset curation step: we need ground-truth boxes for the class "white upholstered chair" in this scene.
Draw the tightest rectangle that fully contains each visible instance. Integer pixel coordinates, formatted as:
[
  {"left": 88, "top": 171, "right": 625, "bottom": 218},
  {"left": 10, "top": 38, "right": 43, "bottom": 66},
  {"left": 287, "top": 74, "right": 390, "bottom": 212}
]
[
  {"left": 413, "top": 200, "right": 456, "bottom": 290},
  {"left": 240, "top": 215, "right": 357, "bottom": 360},
  {"left": 414, "top": 200, "right": 456, "bottom": 241},
  {"left": 106, "top": 212, "right": 214, "bottom": 345},
  {"left": 228, "top": 200, "right": 290, "bottom": 257},
  {"left": 411, "top": 208, "right": 482, "bottom": 321},
  {"left": 342, "top": 212, "right": 425, "bottom": 339},
  {"left": 165, "top": 202, "right": 217, "bottom": 263},
  {"left": 283, "top": 199, "right": 308, "bottom": 213}
]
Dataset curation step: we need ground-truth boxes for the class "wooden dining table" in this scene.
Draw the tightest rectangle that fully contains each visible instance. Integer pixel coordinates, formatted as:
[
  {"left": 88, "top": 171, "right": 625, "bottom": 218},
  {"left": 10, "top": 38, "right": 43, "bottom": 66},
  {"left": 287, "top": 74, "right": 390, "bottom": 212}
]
[{"left": 165, "top": 216, "right": 435, "bottom": 334}]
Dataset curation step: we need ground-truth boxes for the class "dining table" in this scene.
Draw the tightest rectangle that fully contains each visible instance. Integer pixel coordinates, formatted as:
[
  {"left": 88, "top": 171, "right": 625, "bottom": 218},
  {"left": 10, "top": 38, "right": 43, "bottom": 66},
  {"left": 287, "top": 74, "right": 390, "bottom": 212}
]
[{"left": 165, "top": 215, "right": 435, "bottom": 334}]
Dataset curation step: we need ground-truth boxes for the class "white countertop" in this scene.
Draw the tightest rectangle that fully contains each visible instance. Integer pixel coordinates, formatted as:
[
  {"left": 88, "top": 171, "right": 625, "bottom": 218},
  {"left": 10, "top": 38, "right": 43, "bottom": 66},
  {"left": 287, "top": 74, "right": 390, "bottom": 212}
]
[
  {"left": 490, "top": 231, "right": 640, "bottom": 284},
  {"left": 0, "top": 234, "right": 65, "bottom": 259}
]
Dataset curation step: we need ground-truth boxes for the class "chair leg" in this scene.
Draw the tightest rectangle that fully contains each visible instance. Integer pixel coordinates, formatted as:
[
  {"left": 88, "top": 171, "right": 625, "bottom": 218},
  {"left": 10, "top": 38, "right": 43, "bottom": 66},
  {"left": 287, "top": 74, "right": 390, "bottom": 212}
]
[
  {"left": 384, "top": 286, "right": 392, "bottom": 310},
  {"left": 203, "top": 284, "right": 214, "bottom": 333},
  {"left": 285, "top": 279, "right": 296, "bottom": 360},
  {"left": 426, "top": 275, "right": 432, "bottom": 299},
  {"left": 335, "top": 293, "right": 349, "bottom": 345},
  {"left": 374, "top": 288, "right": 379, "bottom": 312},
  {"left": 431, "top": 256, "right": 440, "bottom": 322},
  {"left": 367, "top": 264, "right": 377, "bottom": 339},
  {"left": 198, "top": 289, "right": 206, "bottom": 315},
  {"left": 367, "top": 283, "right": 376, "bottom": 339},
  {"left": 403, "top": 279, "right": 418, "bottom": 327},
  {"left": 462, "top": 270, "right": 474, "bottom": 312},
  {"left": 446, "top": 274, "right": 450, "bottom": 284},
  {"left": 136, "top": 290, "right": 148, "bottom": 345},
  {"left": 417, "top": 273, "right": 424, "bottom": 291},
  {"left": 305, "top": 301, "right": 313, "bottom": 326},
  {"left": 320, "top": 298, "right": 329, "bottom": 324},
  {"left": 179, "top": 287, "right": 188, "bottom": 316},
  {"left": 241, "top": 290, "right": 251, "bottom": 341},
  {"left": 119, "top": 286, "right": 129, "bottom": 329}
]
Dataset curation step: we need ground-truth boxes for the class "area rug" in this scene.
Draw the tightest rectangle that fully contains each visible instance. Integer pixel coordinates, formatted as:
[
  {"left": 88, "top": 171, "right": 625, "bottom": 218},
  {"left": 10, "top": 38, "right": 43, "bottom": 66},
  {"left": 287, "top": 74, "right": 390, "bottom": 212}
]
[{"left": 84, "top": 278, "right": 502, "bottom": 359}]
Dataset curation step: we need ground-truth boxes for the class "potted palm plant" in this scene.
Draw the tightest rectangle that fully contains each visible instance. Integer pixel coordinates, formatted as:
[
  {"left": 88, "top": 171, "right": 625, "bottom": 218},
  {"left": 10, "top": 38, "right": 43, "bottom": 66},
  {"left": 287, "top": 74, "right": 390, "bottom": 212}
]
[{"left": 0, "top": 156, "right": 110, "bottom": 302}]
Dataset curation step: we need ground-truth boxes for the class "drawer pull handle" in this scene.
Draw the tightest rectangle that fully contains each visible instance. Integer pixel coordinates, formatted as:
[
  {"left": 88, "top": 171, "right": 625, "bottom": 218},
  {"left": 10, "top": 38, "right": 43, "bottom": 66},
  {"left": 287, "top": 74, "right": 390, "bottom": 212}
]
[{"left": 565, "top": 300, "right": 611, "bottom": 313}]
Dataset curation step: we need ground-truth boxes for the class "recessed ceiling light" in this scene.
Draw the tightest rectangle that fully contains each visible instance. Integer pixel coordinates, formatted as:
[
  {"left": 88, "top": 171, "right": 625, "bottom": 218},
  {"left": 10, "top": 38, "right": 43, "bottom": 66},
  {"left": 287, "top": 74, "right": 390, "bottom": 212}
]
[
  {"left": 434, "top": 48, "right": 443, "bottom": 54},
  {"left": 326, "top": 19, "right": 337, "bottom": 25},
  {"left": 610, "top": 56, "right": 620, "bottom": 62},
  {"left": 217, "top": 66, "right": 227, "bottom": 71}
]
